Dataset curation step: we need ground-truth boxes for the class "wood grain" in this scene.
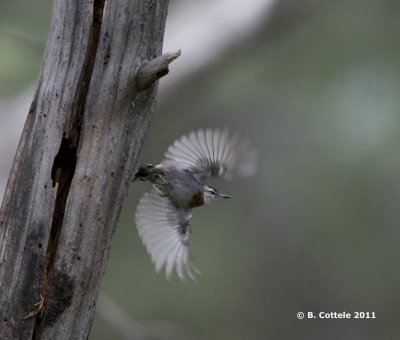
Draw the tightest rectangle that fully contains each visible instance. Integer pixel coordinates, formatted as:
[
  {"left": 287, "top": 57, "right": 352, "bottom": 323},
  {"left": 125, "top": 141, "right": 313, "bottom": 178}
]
[{"left": 0, "top": 0, "right": 171, "bottom": 338}]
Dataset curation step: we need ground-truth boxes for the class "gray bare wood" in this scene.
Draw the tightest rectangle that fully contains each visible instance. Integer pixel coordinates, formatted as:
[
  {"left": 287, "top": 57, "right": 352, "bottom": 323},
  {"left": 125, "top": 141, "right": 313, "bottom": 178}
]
[
  {"left": 137, "top": 49, "right": 181, "bottom": 90},
  {"left": 0, "top": 0, "right": 171, "bottom": 339}
]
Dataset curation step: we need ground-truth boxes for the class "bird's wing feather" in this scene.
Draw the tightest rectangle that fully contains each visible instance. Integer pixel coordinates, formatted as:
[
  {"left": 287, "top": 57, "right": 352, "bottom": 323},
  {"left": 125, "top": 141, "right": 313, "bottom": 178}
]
[
  {"left": 162, "top": 128, "right": 257, "bottom": 182},
  {"left": 135, "top": 189, "right": 200, "bottom": 280}
]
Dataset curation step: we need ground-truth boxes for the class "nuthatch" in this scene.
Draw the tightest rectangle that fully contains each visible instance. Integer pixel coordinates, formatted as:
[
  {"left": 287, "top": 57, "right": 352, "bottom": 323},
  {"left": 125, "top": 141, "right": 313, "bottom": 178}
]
[{"left": 134, "top": 128, "right": 257, "bottom": 280}]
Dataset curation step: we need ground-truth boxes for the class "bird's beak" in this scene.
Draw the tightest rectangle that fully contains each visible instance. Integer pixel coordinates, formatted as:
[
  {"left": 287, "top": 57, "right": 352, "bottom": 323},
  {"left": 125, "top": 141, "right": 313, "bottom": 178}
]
[{"left": 219, "top": 193, "right": 231, "bottom": 199}]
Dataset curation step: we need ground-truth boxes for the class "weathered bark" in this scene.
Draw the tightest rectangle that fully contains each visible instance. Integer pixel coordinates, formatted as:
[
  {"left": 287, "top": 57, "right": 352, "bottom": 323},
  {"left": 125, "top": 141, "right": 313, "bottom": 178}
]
[{"left": 0, "top": 0, "right": 173, "bottom": 339}]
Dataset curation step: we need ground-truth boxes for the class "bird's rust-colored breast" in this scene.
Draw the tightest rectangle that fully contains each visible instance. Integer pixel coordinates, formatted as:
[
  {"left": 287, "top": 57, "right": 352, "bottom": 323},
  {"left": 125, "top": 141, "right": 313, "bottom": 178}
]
[{"left": 188, "top": 191, "right": 205, "bottom": 208}]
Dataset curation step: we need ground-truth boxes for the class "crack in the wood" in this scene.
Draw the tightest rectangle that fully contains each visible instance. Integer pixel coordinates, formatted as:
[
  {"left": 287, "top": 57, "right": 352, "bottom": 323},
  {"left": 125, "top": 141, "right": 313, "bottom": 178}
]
[{"left": 32, "top": 0, "right": 106, "bottom": 338}]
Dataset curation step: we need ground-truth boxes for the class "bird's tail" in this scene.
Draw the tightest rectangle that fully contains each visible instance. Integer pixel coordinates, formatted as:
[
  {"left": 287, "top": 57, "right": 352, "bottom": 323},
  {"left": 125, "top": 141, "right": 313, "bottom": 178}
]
[{"left": 133, "top": 163, "right": 156, "bottom": 182}]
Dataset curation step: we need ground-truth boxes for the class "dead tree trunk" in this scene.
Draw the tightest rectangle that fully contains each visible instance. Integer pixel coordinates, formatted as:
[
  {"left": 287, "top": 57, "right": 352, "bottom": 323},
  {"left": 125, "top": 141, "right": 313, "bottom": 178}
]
[{"left": 0, "top": 0, "right": 176, "bottom": 338}]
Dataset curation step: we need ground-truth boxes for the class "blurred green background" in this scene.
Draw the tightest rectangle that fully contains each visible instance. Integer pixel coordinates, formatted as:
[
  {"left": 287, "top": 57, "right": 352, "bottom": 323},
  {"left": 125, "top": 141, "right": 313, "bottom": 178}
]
[{"left": 1, "top": 0, "right": 400, "bottom": 339}]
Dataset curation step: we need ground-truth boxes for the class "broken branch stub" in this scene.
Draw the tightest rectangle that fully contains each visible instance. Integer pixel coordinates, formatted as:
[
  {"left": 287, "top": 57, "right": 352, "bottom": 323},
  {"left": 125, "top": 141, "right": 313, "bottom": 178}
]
[{"left": 136, "top": 49, "right": 181, "bottom": 91}]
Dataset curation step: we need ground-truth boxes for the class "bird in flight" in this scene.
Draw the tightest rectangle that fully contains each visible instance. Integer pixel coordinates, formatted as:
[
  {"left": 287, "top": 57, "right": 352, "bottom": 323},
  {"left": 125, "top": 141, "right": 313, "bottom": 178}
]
[{"left": 134, "top": 128, "right": 257, "bottom": 280}]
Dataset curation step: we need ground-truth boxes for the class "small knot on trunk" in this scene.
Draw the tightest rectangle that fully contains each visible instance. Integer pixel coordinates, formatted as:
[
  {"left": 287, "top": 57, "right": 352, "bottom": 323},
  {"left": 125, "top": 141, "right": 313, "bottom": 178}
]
[{"left": 136, "top": 49, "right": 181, "bottom": 91}]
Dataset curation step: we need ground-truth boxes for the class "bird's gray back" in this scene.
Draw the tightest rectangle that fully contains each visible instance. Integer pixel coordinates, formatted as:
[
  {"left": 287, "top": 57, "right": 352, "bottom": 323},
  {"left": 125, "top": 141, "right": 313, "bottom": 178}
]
[{"left": 163, "top": 167, "right": 203, "bottom": 208}]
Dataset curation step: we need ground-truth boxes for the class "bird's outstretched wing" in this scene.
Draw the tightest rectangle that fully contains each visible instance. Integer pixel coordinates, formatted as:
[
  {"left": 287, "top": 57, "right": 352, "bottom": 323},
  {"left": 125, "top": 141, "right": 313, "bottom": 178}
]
[
  {"left": 135, "top": 189, "right": 200, "bottom": 280},
  {"left": 162, "top": 128, "right": 257, "bottom": 182}
]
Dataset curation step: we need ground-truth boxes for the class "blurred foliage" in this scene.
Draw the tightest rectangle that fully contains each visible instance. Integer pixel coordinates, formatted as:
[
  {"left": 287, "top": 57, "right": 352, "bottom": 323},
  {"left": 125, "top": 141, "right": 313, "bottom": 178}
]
[
  {"left": 0, "top": 0, "right": 51, "bottom": 96},
  {"left": 2, "top": 0, "right": 400, "bottom": 339}
]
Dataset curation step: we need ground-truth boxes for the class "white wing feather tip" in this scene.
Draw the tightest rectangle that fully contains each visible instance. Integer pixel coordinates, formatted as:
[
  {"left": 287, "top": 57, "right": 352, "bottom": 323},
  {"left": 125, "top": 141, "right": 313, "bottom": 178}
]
[
  {"left": 135, "top": 189, "right": 199, "bottom": 281},
  {"left": 163, "top": 128, "right": 257, "bottom": 181}
]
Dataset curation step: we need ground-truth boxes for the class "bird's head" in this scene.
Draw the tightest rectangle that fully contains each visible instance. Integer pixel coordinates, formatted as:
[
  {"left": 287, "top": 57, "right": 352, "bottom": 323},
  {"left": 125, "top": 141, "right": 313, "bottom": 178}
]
[{"left": 203, "top": 186, "right": 231, "bottom": 203}]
